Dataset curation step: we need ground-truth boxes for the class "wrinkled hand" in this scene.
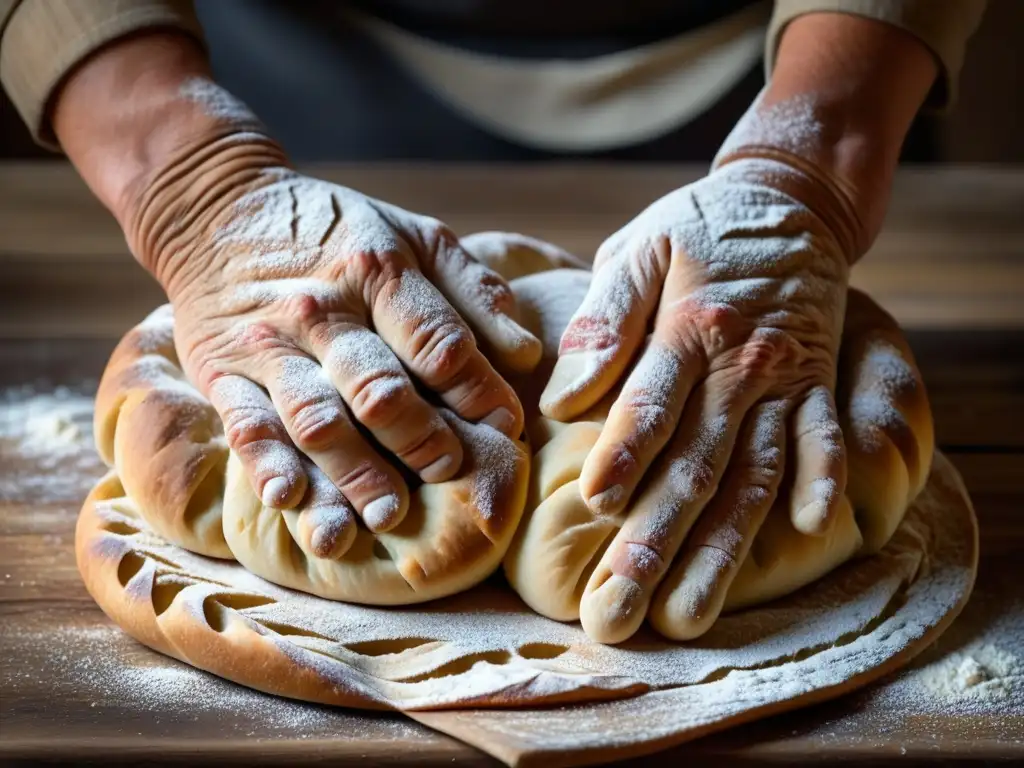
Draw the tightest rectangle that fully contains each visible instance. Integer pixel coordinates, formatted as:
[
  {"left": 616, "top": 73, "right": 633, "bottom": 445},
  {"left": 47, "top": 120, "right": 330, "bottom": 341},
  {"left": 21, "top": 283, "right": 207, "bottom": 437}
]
[
  {"left": 137, "top": 148, "right": 541, "bottom": 537},
  {"left": 540, "top": 157, "right": 854, "bottom": 642}
]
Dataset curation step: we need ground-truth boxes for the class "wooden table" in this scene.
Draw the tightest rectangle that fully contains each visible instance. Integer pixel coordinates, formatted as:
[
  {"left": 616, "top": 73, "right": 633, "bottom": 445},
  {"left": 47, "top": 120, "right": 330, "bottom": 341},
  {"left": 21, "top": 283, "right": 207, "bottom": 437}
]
[{"left": 1, "top": 164, "right": 1022, "bottom": 765}]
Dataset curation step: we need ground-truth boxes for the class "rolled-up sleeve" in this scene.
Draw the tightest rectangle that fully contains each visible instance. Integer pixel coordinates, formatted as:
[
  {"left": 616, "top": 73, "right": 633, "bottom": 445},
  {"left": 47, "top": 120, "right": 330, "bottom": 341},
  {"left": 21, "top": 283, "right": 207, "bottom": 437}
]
[
  {"left": 767, "top": 0, "right": 987, "bottom": 110},
  {"left": 0, "top": 0, "right": 204, "bottom": 148}
]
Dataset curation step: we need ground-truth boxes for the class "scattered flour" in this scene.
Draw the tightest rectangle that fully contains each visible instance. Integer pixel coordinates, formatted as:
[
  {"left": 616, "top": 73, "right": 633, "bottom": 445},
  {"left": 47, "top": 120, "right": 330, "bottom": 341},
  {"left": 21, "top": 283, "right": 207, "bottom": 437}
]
[
  {"left": 0, "top": 384, "right": 104, "bottom": 503},
  {"left": 872, "top": 623, "right": 1023, "bottom": 715},
  {"left": 2, "top": 621, "right": 423, "bottom": 739},
  {"left": 918, "top": 646, "right": 1019, "bottom": 699}
]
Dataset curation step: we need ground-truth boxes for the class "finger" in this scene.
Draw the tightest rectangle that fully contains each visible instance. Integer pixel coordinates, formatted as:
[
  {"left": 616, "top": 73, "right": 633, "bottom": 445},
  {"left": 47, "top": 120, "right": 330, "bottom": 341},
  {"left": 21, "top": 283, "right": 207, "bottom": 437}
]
[
  {"left": 263, "top": 355, "right": 410, "bottom": 533},
  {"left": 294, "top": 460, "right": 358, "bottom": 560},
  {"left": 649, "top": 400, "right": 788, "bottom": 641},
  {"left": 789, "top": 384, "right": 847, "bottom": 535},
  {"left": 578, "top": 339, "right": 702, "bottom": 516},
  {"left": 431, "top": 237, "right": 543, "bottom": 373},
  {"left": 207, "top": 374, "right": 307, "bottom": 510},
  {"left": 309, "top": 324, "right": 465, "bottom": 485},
  {"left": 540, "top": 244, "right": 669, "bottom": 421},
  {"left": 374, "top": 268, "right": 524, "bottom": 438},
  {"left": 578, "top": 331, "right": 784, "bottom": 644}
]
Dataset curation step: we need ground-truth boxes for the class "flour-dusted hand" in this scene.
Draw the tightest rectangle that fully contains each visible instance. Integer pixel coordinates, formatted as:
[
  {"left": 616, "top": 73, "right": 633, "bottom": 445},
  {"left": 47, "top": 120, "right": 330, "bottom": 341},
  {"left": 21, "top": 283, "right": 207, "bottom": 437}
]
[
  {"left": 541, "top": 156, "right": 856, "bottom": 643},
  {"left": 126, "top": 137, "right": 541, "bottom": 534}
]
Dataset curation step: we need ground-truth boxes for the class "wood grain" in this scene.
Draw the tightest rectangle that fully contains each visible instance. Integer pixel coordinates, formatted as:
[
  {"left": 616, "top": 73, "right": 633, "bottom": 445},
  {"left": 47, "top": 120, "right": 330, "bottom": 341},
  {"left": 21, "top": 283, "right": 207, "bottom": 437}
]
[{"left": 1, "top": 164, "right": 1022, "bottom": 765}]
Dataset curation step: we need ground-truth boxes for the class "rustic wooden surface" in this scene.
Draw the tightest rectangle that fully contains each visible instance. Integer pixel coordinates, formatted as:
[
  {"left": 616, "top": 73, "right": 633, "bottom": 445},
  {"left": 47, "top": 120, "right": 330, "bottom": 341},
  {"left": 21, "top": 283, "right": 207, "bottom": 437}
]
[{"left": 1, "top": 164, "right": 1022, "bottom": 765}]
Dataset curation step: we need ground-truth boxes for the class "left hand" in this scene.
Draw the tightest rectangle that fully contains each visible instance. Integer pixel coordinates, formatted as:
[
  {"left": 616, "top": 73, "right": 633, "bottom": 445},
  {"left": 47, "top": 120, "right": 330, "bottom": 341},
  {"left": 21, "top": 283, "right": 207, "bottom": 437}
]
[{"left": 540, "top": 156, "right": 855, "bottom": 643}]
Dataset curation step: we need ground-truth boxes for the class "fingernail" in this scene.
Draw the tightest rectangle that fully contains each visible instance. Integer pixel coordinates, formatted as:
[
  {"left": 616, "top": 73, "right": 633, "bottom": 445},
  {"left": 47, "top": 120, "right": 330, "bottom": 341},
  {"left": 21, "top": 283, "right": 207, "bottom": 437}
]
[
  {"left": 309, "top": 508, "right": 356, "bottom": 559},
  {"left": 481, "top": 406, "right": 516, "bottom": 435},
  {"left": 587, "top": 485, "right": 625, "bottom": 515},
  {"left": 362, "top": 494, "right": 403, "bottom": 532},
  {"left": 540, "top": 352, "right": 605, "bottom": 417},
  {"left": 421, "top": 452, "right": 459, "bottom": 483},
  {"left": 261, "top": 476, "right": 290, "bottom": 507},
  {"left": 498, "top": 317, "right": 543, "bottom": 369},
  {"left": 652, "top": 546, "right": 732, "bottom": 642},
  {"left": 794, "top": 478, "right": 839, "bottom": 535},
  {"left": 793, "top": 499, "right": 832, "bottom": 536},
  {"left": 580, "top": 573, "right": 646, "bottom": 645}
]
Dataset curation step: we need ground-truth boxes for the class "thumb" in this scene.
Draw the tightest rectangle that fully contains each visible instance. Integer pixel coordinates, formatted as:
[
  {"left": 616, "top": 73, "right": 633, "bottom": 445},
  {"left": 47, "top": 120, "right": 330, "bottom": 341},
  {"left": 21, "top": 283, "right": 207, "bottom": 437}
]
[{"left": 540, "top": 245, "right": 666, "bottom": 420}]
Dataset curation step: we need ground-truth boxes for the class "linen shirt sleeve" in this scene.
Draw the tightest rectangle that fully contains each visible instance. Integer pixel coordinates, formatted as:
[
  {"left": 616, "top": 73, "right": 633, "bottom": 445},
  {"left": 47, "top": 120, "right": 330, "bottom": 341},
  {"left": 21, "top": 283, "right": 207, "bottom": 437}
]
[
  {"left": 767, "top": 0, "right": 987, "bottom": 110},
  {"left": 1, "top": 0, "right": 204, "bottom": 148}
]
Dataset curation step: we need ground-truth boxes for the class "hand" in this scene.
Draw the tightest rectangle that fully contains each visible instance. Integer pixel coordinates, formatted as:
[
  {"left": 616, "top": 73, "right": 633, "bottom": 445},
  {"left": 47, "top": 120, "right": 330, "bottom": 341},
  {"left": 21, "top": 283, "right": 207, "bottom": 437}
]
[
  {"left": 541, "top": 156, "right": 853, "bottom": 643},
  {"left": 47, "top": 33, "right": 544, "bottom": 538},
  {"left": 133, "top": 139, "right": 541, "bottom": 534}
]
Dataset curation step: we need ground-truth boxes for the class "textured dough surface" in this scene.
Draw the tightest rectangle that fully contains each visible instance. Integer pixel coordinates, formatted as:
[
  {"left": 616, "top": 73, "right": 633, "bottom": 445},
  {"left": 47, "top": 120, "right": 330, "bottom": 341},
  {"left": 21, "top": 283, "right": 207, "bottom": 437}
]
[
  {"left": 503, "top": 271, "right": 935, "bottom": 639},
  {"left": 75, "top": 450, "right": 975, "bottom": 720}
]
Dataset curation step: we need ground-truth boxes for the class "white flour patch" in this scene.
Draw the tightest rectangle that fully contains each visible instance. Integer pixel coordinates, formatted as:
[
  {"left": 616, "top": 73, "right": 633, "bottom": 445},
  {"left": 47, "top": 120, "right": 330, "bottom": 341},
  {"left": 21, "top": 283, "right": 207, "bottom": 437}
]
[
  {"left": 2, "top": 621, "right": 422, "bottom": 739},
  {"left": 867, "top": 597, "right": 1024, "bottom": 716},
  {"left": 0, "top": 385, "right": 104, "bottom": 503}
]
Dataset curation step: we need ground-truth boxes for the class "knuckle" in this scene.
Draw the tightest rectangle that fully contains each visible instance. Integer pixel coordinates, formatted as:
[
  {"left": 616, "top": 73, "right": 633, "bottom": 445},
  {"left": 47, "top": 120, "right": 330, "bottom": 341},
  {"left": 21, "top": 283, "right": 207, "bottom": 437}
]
[
  {"left": 350, "top": 374, "right": 414, "bottom": 427},
  {"left": 740, "top": 330, "right": 788, "bottom": 371},
  {"left": 391, "top": 420, "right": 446, "bottom": 463},
  {"left": 238, "top": 321, "right": 281, "bottom": 348},
  {"left": 223, "top": 409, "right": 276, "bottom": 451},
  {"left": 472, "top": 271, "right": 514, "bottom": 312},
  {"left": 559, "top": 315, "right": 620, "bottom": 354},
  {"left": 282, "top": 293, "right": 323, "bottom": 327},
  {"left": 807, "top": 416, "right": 843, "bottom": 444},
  {"left": 346, "top": 249, "right": 381, "bottom": 282},
  {"left": 620, "top": 399, "right": 673, "bottom": 438},
  {"left": 610, "top": 541, "right": 664, "bottom": 582},
  {"left": 289, "top": 401, "right": 348, "bottom": 451},
  {"left": 414, "top": 325, "right": 474, "bottom": 382},
  {"left": 345, "top": 246, "right": 405, "bottom": 286},
  {"left": 672, "top": 454, "right": 718, "bottom": 502},
  {"left": 661, "top": 301, "right": 740, "bottom": 360},
  {"left": 233, "top": 322, "right": 298, "bottom": 362},
  {"left": 334, "top": 460, "right": 389, "bottom": 497},
  {"left": 446, "top": 375, "right": 497, "bottom": 416},
  {"left": 733, "top": 445, "right": 784, "bottom": 492}
]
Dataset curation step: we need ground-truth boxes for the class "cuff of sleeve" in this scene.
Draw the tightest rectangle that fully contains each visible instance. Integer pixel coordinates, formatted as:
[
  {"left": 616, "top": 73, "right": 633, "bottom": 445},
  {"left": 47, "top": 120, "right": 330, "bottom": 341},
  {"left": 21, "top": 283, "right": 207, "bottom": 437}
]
[
  {"left": 766, "top": 0, "right": 986, "bottom": 112},
  {"left": 1, "top": 0, "right": 205, "bottom": 150}
]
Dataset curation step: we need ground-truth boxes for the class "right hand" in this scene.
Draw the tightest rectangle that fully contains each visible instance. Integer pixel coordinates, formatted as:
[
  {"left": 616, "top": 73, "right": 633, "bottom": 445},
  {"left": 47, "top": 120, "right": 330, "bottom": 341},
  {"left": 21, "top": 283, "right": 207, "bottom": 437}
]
[{"left": 128, "top": 136, "right": 541, "bottom": 534}]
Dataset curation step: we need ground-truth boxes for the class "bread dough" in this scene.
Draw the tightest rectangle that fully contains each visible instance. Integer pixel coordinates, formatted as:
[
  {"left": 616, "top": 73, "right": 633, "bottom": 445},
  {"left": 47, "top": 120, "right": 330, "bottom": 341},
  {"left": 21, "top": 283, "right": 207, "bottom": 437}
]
[
  {"left": 75, "top": 446, "right": 976, "bottom": 745},
  {"left": 93, "top": 306, "right": 529, "bottom": 606},
  {"left": 501, "top": 273, "right": 934, "bottom": 642},
  {"left": 76, "top": 232, "right": 974, "bottom": 763}
]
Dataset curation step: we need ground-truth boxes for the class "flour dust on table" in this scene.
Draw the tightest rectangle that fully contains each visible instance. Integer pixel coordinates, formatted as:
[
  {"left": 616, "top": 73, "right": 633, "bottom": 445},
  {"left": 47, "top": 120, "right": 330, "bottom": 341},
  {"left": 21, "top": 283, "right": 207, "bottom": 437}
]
[{"left": 0, "top": 384, "right": 104, "bottom": 503}]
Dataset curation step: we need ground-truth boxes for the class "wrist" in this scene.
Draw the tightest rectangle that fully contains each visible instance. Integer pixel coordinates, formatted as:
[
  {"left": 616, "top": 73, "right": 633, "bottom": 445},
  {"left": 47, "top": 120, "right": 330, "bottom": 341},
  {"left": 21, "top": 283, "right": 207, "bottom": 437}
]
[
  {"left": 51, "top": 32, "right": 288, "bottom": 287},
  {"left": 714, "top": 13, "right": 937, "bottom": 259},
  {"left": 128, "top": 133, "right": 289, "bottom": 297}
]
